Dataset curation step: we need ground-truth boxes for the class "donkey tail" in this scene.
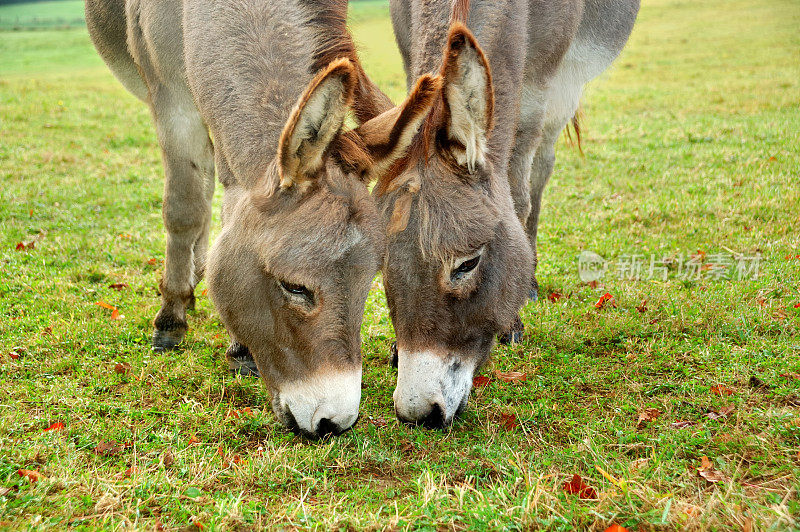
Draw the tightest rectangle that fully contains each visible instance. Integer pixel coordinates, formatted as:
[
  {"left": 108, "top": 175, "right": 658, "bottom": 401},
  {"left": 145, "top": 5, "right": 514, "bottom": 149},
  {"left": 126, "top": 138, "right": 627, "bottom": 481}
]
[{"left": 450, "top": 0, "right": 470, "bottom": 24}]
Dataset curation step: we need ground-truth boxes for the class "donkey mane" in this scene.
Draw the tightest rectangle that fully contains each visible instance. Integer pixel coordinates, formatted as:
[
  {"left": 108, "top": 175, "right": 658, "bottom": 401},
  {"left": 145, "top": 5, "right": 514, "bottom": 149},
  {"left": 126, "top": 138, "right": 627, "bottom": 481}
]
[{"left": 302, "top": 0, "right": 392, "bottom": 124}]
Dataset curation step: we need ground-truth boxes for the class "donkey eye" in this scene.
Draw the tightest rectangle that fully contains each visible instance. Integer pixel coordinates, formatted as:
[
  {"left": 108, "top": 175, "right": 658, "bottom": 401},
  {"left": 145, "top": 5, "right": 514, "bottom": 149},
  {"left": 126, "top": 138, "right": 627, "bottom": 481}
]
[
  {"left": 451, "top": 255, "right": 481, "bottom": 280},
  {"left": 279, "top": 281, "right": 313, "bottom": 300}
]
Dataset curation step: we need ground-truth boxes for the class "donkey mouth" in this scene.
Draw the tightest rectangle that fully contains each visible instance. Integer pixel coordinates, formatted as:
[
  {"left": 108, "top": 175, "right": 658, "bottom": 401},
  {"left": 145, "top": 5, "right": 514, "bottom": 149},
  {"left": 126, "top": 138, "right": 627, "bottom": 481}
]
[{"left": 280, "top": 406, "right": 359, "bottom": 440}]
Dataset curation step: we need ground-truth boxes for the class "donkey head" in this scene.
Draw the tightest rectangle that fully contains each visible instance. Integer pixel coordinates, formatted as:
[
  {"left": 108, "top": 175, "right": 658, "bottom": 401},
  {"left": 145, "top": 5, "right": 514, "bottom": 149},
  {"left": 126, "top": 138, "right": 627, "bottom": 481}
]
[
  {"left": 373, "top": 26, "right": 534, "bottom": 428},
  {"left": 207, "top": 59, "right": 439, "bottom": 438}
]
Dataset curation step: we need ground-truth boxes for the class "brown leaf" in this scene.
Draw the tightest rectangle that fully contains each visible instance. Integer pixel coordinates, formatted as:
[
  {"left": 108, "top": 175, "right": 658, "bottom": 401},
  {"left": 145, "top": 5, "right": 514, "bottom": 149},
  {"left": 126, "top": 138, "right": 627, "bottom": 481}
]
[
  {"left": 94, "top": 441, "right": 122, "bottom": 456},
  {"left": 225, "top": 409, "right": 240, "bottom": 419},
  {"left": 399, "top": 441, "right": 414, "bottom": 454},
  {"left": 670, "top": 420, "right": 696, "bottom": 429},
  {"left": 706, "top": 405, "right": 735, "bottom": 420},
  {"left": 0, "top": 486, "right": 17, "bottom": 497},
  {"left": 161, "top": 449, "right": 175, "bottom": 467},
  {"left": 636, "top": 408, "right": 661, "bottom": 428},
  {"left": 636, "top": 300, "right": 648, "bottom": 313},
  {"left": 711, "top": 385, "right": 735, "bottom": 396},
  {"left": 494, "top": 370, "right": 527, "bottom": 383},
  {"left": 587, "top": 280, "right": 603, "bottom": 289},
  {"left": 780, "top": 373, "right": 800, "bottom": 380},
  {"left": 562, "top": 473, "right": 597, "bottom": 499},
  {"left": 472, "top": 375, "right": 491, "bottom": 387},
  {"left": 114, "top": 362, "right": 131, "bottom": 375},
  {"left": 17, "top": 469, "right": 43, "bottom": 483},
  {"left": 367, "top": 416, "right": 388, "bottom": 427},
  {"left": 697, "top": 456, "right": 726, "bottom": 483},
  {"left": 108, "top": 283, "right": 128, "bottom": 291},
  {"left": 548, "top": 291, "right": 565, "bottom": 303},
  {"left": 499, "top": 413, "right": 518, "bottom": 430},
  {"left": 595, "top": 292, "right": 616, "bottom": 309},
  {"left": 95, "top": 301, "right": 115, "bottom": 311}
]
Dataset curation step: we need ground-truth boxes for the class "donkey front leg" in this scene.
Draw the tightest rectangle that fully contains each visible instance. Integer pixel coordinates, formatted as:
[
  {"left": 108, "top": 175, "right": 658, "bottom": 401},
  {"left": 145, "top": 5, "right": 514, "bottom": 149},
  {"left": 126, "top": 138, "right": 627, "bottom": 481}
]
[{"left": 151, "top": 91, "right": 215, "bottom": 350}]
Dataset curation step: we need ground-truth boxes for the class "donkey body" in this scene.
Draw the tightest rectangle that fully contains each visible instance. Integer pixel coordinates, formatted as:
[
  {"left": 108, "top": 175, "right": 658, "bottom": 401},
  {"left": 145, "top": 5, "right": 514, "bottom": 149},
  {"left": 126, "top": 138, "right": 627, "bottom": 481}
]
[
  {"left": 380, "top": 0, "right": 638, "bottom": 426},
  {"left": 85, "top": 0, "right": 436, "bottom": 437}
]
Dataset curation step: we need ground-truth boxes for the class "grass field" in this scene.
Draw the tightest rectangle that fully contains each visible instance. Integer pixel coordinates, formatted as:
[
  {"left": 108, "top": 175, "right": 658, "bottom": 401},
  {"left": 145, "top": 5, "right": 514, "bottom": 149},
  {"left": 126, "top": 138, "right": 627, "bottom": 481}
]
[{"left": 1, "top": 0, "right": 799, "bottom": 529}]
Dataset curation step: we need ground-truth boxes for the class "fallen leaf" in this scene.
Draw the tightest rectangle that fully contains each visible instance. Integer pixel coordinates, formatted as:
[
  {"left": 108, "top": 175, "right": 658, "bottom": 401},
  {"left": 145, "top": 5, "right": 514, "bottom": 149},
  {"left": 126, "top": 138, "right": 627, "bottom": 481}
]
[
  {"left": 399, "top": 441, "right": 414, "bottom": 454},
  {"left": 473, "top": 375, "right": 491, "bottom": 387},
  {"left": 96, "top": 301, "right": 115, "bottom": 310},
  {"left": 670, "top": 420, "right": 696, "bottom": 429},
  {"left": 0, "top": 486, "right": 16, "bottom": 497},
  {"left": 17, "top": 469, "right": 43, "bottom": 482},
  {"left": 188, "top": 516, "right": 205, "bottom": 531},
  {"left": 562, "top": 473, "right": 597, "bottom": 499},
  {"left": 711, "top": 385, "right": 735, "bottom": 396},
  {"left": 123, "top": 466, "right": 137, "bottom": 478},
  {"left": 494, "top": 370, "right": 527, "bottom": 383},
  {"left": 114, "top": 362, "right": 131, "bottom": 375},
  {"left": 587, "top": 280, "right": 603, "bottom": 289},
  {"left": 241, "top": 407, "right": 253, "bottom": 416},
  {"left": 147, "top": 258, "right": 158, "bottom": 266},
  {"left": 108, "top": 283, "right": 128, "bottom": 291},
  {"left": 595, "top": 292, "right": 616, "bottom": 309},
  {"left": 110, "top": 308, "right": 121, "bottom": 320},
  {"left": 499, "top": 413, "right": 518, "bottom": 430},
  {"left": 697, "top": 456, "right": 726, "bottom": 483},
  {"left": 15, "top": 241, "right": 35, "bottom": 251},
  {"left": 367, "top": 416, "right": 388, "bottom": 427},
  {"left": 749, "top": 376, "right": 771, "bottom": 389},
  {"left": 604, "top": 525, "right": 628, "bottom": 532},
  {"left": 201, "top": 288, "right": 208, "bottom": 296},
  {"left": 780, "top": 373, "right": 800, "bottom": 380},
  {"left": 226, "top": 409, "right": 240, "bottom": 419},
  {"left": 94, "top": 441, "right": 122, "bottom": 456},
  {"left": 188, "top": 435, "right": 200, "bottom": 446},
  {"left": 43, "top": 422, "right": 65, "bottom": 433},
  {"left": 794, "top": 303, "right": 800, "bottom": 309},
  {"left": 548, "top": 291, "right": 565, "bottom": 303},
  {"left": 706, "top": 405, "right": 735, "bottom": 420},
  {"left": 636, "top": 408, "right": 661, "bottom": 428},
  {"left": 161, "top": 449, "right": 175, "bottom": 467},
  {"left": 636, "top": 300, "right": 648, "bottom": 313}
]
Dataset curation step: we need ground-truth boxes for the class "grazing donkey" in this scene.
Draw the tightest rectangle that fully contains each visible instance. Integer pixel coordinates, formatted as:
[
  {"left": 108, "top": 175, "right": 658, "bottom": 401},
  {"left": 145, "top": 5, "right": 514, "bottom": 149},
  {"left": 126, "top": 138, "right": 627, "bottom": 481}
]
[
  {"left": 85, "top": 0, "right": 439, "bottom": 437},
  {"left": 380, "top": 0, "right": 638, "bottom": 428}
]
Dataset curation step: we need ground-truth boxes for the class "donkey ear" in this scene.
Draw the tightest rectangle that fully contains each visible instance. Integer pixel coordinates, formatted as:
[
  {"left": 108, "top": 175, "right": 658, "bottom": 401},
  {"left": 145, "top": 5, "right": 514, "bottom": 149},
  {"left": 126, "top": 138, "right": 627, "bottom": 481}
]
[
  {"left": 354, "top": 73, "right": 442, "bottom": 182},
  {"left": 278, "top": 58, "right": 356, "bottom": 189},
  {"left": 441, "top": 23, "right": 493, "bottom": 172}
]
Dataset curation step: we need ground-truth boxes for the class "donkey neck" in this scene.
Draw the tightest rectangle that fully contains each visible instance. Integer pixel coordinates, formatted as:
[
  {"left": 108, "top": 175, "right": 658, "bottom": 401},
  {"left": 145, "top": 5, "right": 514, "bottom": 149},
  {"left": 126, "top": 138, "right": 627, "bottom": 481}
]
[{"left": 407, "top": 0, "right": 528, "bottom": 171}]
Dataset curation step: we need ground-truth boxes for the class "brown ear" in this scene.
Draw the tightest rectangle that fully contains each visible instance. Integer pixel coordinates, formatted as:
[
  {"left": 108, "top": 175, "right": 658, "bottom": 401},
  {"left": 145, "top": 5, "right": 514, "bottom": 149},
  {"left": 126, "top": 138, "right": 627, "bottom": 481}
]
[
  {"left": 278, "top": 58, "right": 356, "bottom": 190},
  {"left": 354, "top": 73, "right": 442, "bottom": 182},
  {"left": 440, "top": 23, "right": 493, "bottom": 172}
]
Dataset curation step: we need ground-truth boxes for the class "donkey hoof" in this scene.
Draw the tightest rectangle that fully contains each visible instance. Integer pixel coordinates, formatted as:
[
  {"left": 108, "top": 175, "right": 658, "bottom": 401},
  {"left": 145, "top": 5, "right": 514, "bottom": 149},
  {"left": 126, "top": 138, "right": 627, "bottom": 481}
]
[
  {"left": 529, "top": 278, "right": 539, "bottom": 301},
  {"left": 389, "top": 341, "right": 398, "bottom": 369},
  {"left": 151, "top": 327, "right": 186, "bottom": 351},
  {"left": 227, "top": 342, "right": 259, "bottom": 378}
]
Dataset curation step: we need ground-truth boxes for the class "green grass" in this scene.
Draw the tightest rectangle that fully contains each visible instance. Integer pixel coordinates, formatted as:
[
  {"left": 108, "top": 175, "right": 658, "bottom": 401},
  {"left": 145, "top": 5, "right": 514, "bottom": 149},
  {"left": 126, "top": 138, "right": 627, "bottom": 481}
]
[
  {"left": 0, "top": 1, "right": 85, "bottom": 30},
  {"left": 1, "top": 0, "right": 799, "bottom": 529}
]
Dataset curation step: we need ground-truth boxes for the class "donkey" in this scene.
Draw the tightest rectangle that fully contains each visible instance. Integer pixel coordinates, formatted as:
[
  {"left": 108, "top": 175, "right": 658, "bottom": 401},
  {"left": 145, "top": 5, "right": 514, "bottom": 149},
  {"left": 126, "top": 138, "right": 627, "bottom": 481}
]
[
  {"left": 85, "top": 0, "right": 439, "bottom": 437},
  {"left": 379, "top": 0, "right": 638, "bottom": 428}
]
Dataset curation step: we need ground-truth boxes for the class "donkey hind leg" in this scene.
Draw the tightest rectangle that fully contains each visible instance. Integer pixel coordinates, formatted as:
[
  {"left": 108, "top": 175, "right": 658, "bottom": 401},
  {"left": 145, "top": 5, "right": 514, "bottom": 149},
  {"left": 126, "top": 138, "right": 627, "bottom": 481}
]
[
  {"left": 150, "top": 91, "right": 215, "bottom": 351},
  {"left": 525, "top": 122, "right": 563, "bottom": 302}
]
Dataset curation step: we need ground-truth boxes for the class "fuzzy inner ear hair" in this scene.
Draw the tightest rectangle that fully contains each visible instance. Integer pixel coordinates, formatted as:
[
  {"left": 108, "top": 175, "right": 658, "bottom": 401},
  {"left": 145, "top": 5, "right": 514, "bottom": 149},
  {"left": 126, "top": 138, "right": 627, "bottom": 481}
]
[
  {"left": 440, "top": 23, "right": 493, "bottom": 172},
  {"left": 277, "top": 58, "right": 356, "bottom": 190}
]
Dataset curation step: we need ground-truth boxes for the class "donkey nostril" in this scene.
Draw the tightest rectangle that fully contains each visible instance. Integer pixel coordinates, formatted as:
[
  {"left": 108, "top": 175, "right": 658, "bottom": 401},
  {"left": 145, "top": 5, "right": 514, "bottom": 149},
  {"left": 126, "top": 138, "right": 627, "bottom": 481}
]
[
  {"left": 315, "top": 417, "right": 340, "bottom": 439},
  {"left": 420, "top": 403, "right": 446, "bottom": 430}
]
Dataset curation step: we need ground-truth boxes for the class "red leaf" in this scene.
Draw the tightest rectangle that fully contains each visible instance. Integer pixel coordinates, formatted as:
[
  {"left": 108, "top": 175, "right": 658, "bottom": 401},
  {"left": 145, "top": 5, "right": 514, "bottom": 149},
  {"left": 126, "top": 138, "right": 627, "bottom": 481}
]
[
  {"left": 8, "top": 352, "right": 20, "bottom": 360},
  {"left": 188, "top": 435, "right": 200, "bottom": 446},
  {"left": 114, "top": 363, "right": 131, "bottom": 375},
  {"left": 241, "top": 407, "right": 254, "bottom": 416},
  {"left": 472, "top": 375, "right": 491, "bottom": 387},
  {"left": 43, "top": 422, "right": 65, "bottom": 433},
  {"left": 595, "top": 292, "right": 616, "bottom": 309},
  {"left": 780, "top": 373, "right": 800, "bottom": 380},
  {"left": 587, "top": 280, "right": 602, "bottom": 289},
  {"left": 96, "top": 301, "right": 115, "bottom": 311},
  {"left": 108, "top": 283, "right": 128, "bottom": 291},
  {"left": 226, "top": 409, "right": 240, "bottom": 419},
  {"left": 15, "top": 241, "right": 35, "bottom": 251},
  {"left": 147, "top": 258, "right": 158, "bottom": 266},
  {"left": 548, "top": 291, "right": 564, "bottom": 303},
  {"left": 605, "top": 525, "right": 629, "bottom": 532},
  {"left": 794, "top": 302, "right": 800, "bottom": 309},
  {"left": 499, "top": 413, "right": 518, "bottom": 430},
  {"left": 494, "top": 370, "right": 527, "bottom": 383},
  {"left": 711, "top": 385, "right": 735, "bottom": 396},
  {"left": 110, "top": 308, "right": 121, "bottom": 320},
  {"left": 17, "top": 469, "right": 43, "bottom": 483},
  {"left": 124, "top": 466, "right": 138, "bottom": 477},
  {"left": 562, "top": 473, "right": 597, "bottom": 499},
  {"left": 367, "top": 416, "right": 388, "bottom": 427},
  {"left": 201, "top": 288, "right": 208, "bottom": 296}
]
